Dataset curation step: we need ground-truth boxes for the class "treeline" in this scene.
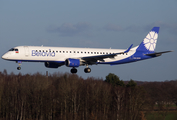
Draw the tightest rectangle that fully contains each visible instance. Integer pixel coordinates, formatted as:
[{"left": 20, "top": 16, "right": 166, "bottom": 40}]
[{"left": 0, "top": 70, "right": 176, "bottom": 120}]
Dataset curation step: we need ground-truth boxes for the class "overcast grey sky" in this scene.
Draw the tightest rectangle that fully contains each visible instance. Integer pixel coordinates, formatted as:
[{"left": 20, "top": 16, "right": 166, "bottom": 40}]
[{"left": 1, "top": 0, "right": 177, "bottom": 81}]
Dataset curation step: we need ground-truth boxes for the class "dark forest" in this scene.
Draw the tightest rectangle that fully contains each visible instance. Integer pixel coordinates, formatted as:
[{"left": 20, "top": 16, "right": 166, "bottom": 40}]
[{"left": 0, "top": 70, "right": 177, "bottom": 120}]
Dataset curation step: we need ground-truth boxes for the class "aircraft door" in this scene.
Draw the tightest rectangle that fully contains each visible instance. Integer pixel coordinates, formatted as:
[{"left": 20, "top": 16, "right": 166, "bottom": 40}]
[{"left": 24, "top": 46, "right": 29, "bottom": 57}]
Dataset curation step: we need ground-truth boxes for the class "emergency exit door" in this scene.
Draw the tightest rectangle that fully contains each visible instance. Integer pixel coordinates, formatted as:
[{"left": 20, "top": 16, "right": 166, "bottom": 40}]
[{"left": 24, "top": 46, "right": 29, "bottom": 57}]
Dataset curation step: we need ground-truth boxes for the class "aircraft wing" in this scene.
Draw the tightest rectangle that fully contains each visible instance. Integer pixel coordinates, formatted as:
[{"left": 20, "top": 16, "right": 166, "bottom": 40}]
[
  {"left": 81, "top": 44, "right": 133, "bottom": 64},
  {"left": 145, "top": 50, "right": 173, "bottom": 57}
]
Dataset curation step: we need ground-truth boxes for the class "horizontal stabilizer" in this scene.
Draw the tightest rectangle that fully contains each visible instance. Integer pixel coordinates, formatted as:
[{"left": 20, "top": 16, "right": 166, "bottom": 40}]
[{"left": 145, "top": 51, "right": 173, "bottom": 57}]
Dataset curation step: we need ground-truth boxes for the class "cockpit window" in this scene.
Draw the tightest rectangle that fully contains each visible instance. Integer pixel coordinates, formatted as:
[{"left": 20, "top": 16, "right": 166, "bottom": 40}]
[
  {"left": 9, "top": 48, "right": 18, "bottom": 51},
  {"left": 9, "top": 48, "right": 15, "bottom": 51}
]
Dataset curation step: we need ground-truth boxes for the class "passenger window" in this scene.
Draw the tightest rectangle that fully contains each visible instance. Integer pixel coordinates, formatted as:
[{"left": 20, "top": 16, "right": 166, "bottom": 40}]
[
  {"left": 46, "top": 50, "right": 48, "bottom": 52},
  {"left": 39, "top": 50, "right": 41, "bottom": 52}
]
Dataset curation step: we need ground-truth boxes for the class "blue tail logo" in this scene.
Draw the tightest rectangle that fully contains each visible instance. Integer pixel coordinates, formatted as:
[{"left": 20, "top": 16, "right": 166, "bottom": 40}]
[{"left": 136, "top": 27, "right": 160, "bottom": 53}]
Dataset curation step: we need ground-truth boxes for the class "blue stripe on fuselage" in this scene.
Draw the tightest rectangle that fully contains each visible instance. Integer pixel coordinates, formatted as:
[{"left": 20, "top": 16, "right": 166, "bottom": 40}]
[{"left": 98, "top": 51, "right": 153, "bottom": 65}]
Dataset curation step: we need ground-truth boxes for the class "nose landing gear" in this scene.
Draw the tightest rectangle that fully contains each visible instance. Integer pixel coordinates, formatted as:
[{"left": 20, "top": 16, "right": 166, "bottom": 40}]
[{"left": 16, "top": 61, "right": 22, "bottom": 70}]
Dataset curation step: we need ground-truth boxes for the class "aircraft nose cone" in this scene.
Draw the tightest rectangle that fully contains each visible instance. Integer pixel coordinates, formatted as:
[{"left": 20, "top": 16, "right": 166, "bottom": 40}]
[{"left": 2, "top": 54, "right": 8, "bottom": 59}]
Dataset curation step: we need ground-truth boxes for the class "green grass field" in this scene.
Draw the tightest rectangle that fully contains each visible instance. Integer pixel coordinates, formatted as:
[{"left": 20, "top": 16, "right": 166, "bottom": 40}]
[{"left": 146, "top": 111, "right": 177, "bottom": 120}]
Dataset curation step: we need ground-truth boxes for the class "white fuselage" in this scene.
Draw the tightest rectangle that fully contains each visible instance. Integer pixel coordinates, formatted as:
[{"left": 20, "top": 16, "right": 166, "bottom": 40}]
[{"left": 2, "top": 46, "right": 136, "bottom": 64}]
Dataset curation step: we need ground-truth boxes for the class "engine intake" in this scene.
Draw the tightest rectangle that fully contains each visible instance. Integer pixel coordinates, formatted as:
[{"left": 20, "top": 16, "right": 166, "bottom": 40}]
[{"left": 65, "top": 58, "right": 80, "bottom": 67}]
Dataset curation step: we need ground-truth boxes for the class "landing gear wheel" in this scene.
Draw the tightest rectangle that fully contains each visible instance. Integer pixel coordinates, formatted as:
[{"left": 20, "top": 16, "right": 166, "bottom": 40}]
[
  {"left": 17, "top": 67, "right": 21, "bottom": 70},
  {"left": 16, "top": 61, "right": 22, "bottom": 70},
  {"left": 71, "top": 68, "right": 77, "bottom": 74},
  {"left": 84, "top": 68, "right": 91, "bottom": 73}
]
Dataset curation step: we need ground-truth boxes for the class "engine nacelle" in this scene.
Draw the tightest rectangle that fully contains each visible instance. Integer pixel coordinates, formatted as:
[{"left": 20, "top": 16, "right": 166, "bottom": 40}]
[
  {"left": 44, "top": 62, "right": 59, "bottom": 68},
  {"left": 65, "top": 58, "right": 80, "bottom": 67}
]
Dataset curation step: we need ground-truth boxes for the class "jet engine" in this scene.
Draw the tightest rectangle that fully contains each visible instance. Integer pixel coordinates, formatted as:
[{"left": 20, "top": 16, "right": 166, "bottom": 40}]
[{"left": 65, "top": 58, "right": 81, "bottom": 67}]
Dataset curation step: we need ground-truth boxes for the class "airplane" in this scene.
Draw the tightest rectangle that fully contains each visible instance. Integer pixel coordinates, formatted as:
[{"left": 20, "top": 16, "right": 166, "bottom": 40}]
[{"left": 2, "top": 27, "right": 172, "bottom": 73}]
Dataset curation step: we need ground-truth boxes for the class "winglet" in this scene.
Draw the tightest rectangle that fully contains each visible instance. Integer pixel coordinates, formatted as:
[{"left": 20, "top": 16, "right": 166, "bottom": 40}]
[{"left": 124, "top": 44, "right": 133, "bottom": 53}]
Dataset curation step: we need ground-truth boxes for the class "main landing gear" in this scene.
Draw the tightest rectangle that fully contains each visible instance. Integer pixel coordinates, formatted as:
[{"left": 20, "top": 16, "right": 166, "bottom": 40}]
[
  {"left": 70, "top": 65, "right": 91, "bottom": 74},
  {"left": 84, "top": 67, "right": 91, "bottom": 73},
  {"left": 16, "top": 61, "right": 22, "bottom": 70},
  {"left": 84, "top": 64, "right": 91, "bottom": 73},
  {"left": 71, "top": 67, "right": 77, "bottom": 73},
  {"left": 17, "top": 66, "right": 21, "bottom": 70}
]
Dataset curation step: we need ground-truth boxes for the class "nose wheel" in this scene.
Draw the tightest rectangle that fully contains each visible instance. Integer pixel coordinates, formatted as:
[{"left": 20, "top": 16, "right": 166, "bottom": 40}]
[{"left": 16, "top": 61, "right": 22, "bottom": 70}]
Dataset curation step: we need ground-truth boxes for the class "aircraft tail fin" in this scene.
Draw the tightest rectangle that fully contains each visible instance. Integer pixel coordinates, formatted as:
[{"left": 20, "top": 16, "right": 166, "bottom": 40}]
[{"left": 136, "top": 27, "right": 160, "bottom": 53}]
